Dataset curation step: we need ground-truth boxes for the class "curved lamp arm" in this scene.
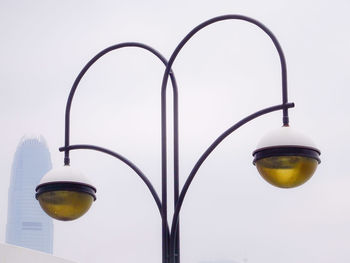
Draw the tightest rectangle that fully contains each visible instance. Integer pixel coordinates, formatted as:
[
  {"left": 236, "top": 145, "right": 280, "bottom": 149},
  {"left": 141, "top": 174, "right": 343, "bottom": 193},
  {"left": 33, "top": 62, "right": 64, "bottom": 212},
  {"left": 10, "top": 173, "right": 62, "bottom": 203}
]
[
  {"left": 63, "top": 42, "right": 179, "bottom": 167},
  {"left": 61, "top": 43, "right": 179, "bottom": 262},
  {"left": 161, "top": 15, "right": 289, "bottom": 125},
  {"left": 59, "top": 144, "right": 171, "bottom": 241},
  {"left": 169, "top": 102, "right": 294, "bottom": 258},
  {"left": 159, "top": 15, "right": 292, "bottom": 262},
  {"left": 59, "top": 144, "right": 162, "bottom": 214}
]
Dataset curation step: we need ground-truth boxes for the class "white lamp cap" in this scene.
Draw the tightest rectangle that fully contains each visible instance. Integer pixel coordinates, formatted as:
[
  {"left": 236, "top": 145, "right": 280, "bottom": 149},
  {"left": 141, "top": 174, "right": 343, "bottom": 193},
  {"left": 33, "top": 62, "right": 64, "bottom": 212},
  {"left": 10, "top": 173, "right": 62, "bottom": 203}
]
[
  {"left": 38, "top": 166, "right": 96, "bottom": 191},
  {"left": 255, "top": 126, "right": 320, "bottom": 154}
]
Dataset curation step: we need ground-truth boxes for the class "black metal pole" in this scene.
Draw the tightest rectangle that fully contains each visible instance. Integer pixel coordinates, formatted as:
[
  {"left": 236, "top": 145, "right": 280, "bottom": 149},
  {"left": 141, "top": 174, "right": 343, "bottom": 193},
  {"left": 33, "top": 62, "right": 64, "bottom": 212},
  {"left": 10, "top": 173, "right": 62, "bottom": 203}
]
[
  {"left": 62, "top": 42, "right": 179, "bottom": 263},
  {"left": 172, "top": 73, "right": 180, "bottom": 263},
  {"left": 159, "top": 15, "right": 292, "bottom": 263}
]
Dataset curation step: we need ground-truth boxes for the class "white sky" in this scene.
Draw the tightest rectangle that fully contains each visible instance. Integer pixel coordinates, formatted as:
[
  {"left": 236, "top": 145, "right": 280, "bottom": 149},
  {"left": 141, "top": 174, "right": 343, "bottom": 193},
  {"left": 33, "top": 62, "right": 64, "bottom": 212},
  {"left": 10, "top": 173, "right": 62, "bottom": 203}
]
[{"left": 1, "top": 0, "right": 349, "bottom": 262}]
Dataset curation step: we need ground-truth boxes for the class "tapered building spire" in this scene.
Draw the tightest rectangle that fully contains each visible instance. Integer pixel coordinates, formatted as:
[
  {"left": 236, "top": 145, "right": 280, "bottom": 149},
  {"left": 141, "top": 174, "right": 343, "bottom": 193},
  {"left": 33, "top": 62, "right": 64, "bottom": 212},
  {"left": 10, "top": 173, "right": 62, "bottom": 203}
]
[{"left": 6, "top": 135, "right": 53, "bottom": 253}]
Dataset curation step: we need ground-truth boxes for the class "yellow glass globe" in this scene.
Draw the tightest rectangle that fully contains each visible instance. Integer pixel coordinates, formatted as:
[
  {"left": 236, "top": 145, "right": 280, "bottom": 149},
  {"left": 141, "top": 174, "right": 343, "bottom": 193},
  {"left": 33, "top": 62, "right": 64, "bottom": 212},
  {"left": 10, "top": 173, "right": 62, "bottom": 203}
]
[
  {"left": 38, "top": 190, "right": 94, "bottom": 221},
  {"left": 256, "top": 156, "right": 318, "bottom": 188}
]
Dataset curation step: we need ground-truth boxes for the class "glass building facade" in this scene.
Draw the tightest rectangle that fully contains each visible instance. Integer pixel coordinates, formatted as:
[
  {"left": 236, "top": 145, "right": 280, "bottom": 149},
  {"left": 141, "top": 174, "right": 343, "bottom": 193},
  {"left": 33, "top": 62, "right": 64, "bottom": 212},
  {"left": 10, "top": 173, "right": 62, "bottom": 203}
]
[{"left": 6, "top": 136, "right": 53, "bottom": 253}]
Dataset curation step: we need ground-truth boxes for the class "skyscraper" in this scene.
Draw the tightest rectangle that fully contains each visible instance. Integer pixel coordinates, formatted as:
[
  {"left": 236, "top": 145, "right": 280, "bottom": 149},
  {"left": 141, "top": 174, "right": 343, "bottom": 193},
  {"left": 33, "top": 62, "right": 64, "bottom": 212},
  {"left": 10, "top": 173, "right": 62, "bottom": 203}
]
[{"left": 6, "top": 135, "right": 53, "bottom": 253}]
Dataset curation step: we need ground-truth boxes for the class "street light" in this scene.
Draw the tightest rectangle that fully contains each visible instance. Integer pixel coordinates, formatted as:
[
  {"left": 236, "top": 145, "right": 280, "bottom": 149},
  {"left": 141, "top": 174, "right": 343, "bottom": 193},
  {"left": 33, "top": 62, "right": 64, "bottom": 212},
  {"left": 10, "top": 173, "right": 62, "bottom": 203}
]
[
  {"left": 253, "top": 126, "right": 320, "bottom": 188},
  {"left": 35, "top": 15, "right": 320, "bottom": 263},
  {"left": 36, "top": 166, "right": 96, "bottom": 221}
]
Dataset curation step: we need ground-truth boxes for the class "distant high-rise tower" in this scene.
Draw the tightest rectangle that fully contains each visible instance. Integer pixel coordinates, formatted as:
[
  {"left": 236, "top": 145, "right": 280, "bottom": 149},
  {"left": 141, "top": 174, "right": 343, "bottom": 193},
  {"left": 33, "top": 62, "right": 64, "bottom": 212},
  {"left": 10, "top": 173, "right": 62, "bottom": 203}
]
[{"left": 6, "top": 136, "right": 53, "bottom": 253}]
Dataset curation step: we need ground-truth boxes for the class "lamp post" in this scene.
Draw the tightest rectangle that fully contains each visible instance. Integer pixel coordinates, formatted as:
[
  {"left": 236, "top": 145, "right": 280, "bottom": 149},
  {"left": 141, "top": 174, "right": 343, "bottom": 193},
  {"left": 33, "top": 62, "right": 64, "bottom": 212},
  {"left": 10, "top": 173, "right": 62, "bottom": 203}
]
[{"left": 35, "top": 15, "right": 321, "bottom": 263}]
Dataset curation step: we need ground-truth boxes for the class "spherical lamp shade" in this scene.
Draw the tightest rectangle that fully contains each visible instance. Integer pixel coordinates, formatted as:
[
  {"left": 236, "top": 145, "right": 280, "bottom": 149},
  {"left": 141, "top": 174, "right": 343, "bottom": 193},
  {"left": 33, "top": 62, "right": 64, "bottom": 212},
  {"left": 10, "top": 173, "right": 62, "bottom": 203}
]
[
  {"left": 253, "top": 127, "right": 321, "bottom": 188},
  {"left": 35, "top": 166, "right": 96, "bottom": 221}
]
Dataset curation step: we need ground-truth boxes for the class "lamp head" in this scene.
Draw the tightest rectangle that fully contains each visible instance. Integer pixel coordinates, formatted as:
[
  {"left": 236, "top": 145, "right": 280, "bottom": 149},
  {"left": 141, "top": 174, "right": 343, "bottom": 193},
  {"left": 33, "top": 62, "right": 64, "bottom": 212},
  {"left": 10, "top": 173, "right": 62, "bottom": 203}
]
[
  {"left": 253, "top": 126, "right": 321, "bottom": 188},
  {"left": 35, "top": 166, "right": 96, "bottom": 221}
]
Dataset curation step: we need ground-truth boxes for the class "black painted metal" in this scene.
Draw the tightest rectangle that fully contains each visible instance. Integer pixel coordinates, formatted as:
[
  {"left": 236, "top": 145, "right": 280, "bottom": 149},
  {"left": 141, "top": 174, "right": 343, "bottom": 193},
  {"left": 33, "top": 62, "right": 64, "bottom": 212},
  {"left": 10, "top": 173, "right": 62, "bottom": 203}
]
[
  {"left": 36, "top": 182, "right": 97, "bottom": 200},
  {"left": 173, "top": 81, "right": 180, "bottom": 263},
  {"left": 59, "top": 144, "right": 163, "bottom": 213},
  {"left": 59, "top": 15, "right": 295, "bottom": 263},
  {"left": 168, "top": 103, "right": 294, "bottom": 262},
  {"left": 64, "top": 42, "right": 178, "bottom": 166},
  {"left": 59, "top": 144, "right": 172, "bottom": 250},
  {"left": 160, "top": 15, "right": 290, "bottom": 138},
  {"left": 62, "top": 42, "right": 179, "bottom": 263},
  {"left": 253, "top": 146, "right": 321, "bottom": 164},
  {"left": 159, "top": 15, "right": 291, "bottom": 262}
]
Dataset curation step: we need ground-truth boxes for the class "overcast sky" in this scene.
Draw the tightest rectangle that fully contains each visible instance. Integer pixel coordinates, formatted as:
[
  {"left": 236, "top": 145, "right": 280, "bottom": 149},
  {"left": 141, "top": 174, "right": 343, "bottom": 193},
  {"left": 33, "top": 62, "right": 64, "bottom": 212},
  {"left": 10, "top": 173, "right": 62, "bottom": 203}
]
[{"left": 1, "top": 0, "right": 350, "bottom": 262}]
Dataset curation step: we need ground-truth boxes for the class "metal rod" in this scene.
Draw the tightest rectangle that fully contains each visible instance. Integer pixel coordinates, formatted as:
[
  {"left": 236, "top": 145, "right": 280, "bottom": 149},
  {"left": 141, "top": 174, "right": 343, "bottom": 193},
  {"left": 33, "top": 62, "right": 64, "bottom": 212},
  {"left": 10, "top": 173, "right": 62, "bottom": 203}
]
[
  {"left": 169, "top": 103, "right": 294, "bottom": 261},
  {"left": 59, "top": 144, "right": 163, "bottom": 214},
  {"left": 61, "top": 15, "right": 293, "bottom": 263},
  {"left": 62, "top": 42, "right": 179, "bottom": 263},
  {"left": 171, "top": 72, "right": 180, "bottom": 263},
  {"left": 158, "top": 15, "right": 291, "bottom": 262},
  {"left": 59, "top": 144, "right": 171, "bottom": 245}
]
